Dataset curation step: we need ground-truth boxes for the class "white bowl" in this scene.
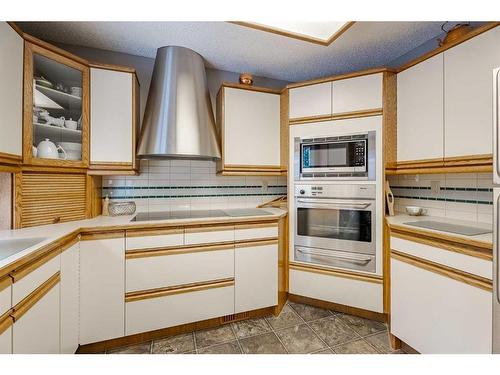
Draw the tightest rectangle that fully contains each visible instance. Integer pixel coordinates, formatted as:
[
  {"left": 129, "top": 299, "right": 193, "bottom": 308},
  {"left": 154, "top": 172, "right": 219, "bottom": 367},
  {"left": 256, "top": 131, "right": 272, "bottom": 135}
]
[
  {"left": 406, "top": 206, "right": 426, "bottom": 216},
  {"left": 58, "top": 142, "right": 82, "bottom": 151}
]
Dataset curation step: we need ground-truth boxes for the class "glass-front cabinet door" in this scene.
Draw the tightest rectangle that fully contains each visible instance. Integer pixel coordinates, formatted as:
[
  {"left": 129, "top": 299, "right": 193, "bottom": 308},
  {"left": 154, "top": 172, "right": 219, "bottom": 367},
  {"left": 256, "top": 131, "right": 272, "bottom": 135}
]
[{"left": 23, "top": 41, "right": 89, "bottom": 167}]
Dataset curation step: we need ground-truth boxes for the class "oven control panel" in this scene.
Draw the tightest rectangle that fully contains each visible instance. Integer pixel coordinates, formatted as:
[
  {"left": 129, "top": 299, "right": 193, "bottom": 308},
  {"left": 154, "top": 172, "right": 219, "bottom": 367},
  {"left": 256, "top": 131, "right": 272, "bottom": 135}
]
[
  {"left": 295, "top": 184, "right": 376, "bottom": 199},
  {"left": 295, "top": 185, "right": 324, "bottom": 197}
]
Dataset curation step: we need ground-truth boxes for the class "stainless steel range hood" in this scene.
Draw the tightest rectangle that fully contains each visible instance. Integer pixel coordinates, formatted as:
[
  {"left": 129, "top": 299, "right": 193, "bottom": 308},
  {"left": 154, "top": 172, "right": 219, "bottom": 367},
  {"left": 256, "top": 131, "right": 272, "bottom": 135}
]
[{"left": 137, "top": 46, "right": 221, "bottom": 160}]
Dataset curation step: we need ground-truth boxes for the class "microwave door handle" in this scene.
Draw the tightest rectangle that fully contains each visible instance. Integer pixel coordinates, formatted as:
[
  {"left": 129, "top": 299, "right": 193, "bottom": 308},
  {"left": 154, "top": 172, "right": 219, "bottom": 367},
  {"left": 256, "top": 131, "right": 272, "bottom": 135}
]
[{"left": 297, "top": 248, "right": 372, "bottom": 264}]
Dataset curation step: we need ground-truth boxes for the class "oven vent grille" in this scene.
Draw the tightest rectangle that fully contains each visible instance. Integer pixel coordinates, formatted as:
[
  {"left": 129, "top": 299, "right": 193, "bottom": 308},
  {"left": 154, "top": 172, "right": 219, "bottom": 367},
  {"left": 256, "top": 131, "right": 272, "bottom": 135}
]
[
  {"left": 303, "top": 172, "right": 367, "bottom": 178},
  {"left": 220, "top": 311, "right": 250, "bottom": 324}
]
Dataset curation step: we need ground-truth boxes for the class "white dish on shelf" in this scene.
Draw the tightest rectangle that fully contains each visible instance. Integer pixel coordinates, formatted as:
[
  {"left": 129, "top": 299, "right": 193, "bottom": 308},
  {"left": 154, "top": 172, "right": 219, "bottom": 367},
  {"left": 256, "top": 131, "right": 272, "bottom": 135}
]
[
  {"left": 64, "top": 118, "right": 78, "bottom": 130},
  {"left": 58, "top": 142, "right": 82, "bottom": 160},
  {"left": 406, "top": 206, "right": 426, "bottom": 216}
]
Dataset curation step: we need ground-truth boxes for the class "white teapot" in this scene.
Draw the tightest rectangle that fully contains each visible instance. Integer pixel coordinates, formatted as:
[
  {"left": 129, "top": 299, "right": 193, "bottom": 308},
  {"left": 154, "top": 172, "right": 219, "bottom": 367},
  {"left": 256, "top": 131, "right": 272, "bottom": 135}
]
[{"left": 37, "top": 139, "right": 67, "bottom": 159}]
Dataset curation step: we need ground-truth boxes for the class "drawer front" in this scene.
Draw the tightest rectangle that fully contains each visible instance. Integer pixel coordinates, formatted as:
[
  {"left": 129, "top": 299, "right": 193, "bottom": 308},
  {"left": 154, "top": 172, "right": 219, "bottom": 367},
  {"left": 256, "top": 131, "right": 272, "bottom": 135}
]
[
  {"left": 126, "top": 245, "right": 234, "bottom": 292},
  {"left": 126, "top": 229, "right": 184, "bottom": 251},
  {"left": 185, "top": 226, "right": 234, "bottom": 245},
  {"left": 12, "top": 254, "right": 61, "bottom": 305},
  {"left": 391, "top": 258, "right": 492, "bottom": 353},
  {"left": 125, "top": 284, "right": 234, "bottom": 335},
  {"left": 289, "top": 268, "right": 383, "bottom": 313},
  {"left": 234, "top": 224, "right": 278, "bottom": 241},
  {"left": 0, "top": 278, "right": 12, "bottom": 316},
  {"left": 391, "top": 236, "right": 492, "bottom": 279}
]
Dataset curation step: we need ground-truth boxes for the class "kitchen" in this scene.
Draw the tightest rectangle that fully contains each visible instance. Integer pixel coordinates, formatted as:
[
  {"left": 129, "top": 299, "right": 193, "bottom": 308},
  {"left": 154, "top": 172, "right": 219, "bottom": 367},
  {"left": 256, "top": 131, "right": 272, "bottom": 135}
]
[{"left": 1, "top": 3, "right": 500, "bottom": 370}]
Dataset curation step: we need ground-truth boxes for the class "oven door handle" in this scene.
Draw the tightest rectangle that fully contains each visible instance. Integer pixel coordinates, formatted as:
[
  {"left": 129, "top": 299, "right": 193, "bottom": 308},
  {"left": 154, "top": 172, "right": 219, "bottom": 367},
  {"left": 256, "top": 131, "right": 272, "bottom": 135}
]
[
  {"left": 296, "top": 248, "right": 372, "bottom": 264},
  {"left": 296, "top": 199, "right": 372, "bottom": 210}
]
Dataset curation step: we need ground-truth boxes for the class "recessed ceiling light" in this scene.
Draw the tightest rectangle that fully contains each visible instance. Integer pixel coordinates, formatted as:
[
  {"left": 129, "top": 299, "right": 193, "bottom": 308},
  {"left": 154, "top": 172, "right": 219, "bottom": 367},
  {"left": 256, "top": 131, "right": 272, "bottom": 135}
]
[{"left": 231, "top": 21, "right": 355, "bottom": 46}]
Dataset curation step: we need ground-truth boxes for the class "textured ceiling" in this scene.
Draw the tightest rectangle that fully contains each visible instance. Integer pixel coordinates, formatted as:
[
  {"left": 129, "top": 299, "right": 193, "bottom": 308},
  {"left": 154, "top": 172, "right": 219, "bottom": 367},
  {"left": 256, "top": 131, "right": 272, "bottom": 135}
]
[{"left": 17, "top": 21, "right": 448, "bottom": 82}]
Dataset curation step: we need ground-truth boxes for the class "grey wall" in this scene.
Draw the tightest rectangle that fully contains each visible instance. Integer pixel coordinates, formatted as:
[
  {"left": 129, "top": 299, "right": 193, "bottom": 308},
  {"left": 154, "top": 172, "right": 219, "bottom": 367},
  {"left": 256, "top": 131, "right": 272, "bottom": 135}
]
[{"left": 56, "top": 43, "right": 289, "bottom": 125}]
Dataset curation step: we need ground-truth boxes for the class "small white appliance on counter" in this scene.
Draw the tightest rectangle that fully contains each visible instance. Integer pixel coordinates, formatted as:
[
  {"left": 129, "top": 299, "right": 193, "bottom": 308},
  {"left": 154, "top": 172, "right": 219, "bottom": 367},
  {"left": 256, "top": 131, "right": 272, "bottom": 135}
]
[{"left": 493, "top": 66, "right": 500, "bottom": 353}]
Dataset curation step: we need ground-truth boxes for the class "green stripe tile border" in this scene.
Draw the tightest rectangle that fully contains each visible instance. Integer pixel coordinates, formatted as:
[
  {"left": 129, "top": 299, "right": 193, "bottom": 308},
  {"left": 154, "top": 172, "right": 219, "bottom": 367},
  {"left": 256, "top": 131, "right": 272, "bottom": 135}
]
[
  {"left": 103, "top": 185, "right": 287, "bottom": 190},
  {"left": 109, "top": 193, "right": 286, "bottom": 200},
  {"left": 392, "top": 186, "right": 493, "bottom": 192},
  {"left": 393, "top": 195, "right": 493, "bottom": 205}
]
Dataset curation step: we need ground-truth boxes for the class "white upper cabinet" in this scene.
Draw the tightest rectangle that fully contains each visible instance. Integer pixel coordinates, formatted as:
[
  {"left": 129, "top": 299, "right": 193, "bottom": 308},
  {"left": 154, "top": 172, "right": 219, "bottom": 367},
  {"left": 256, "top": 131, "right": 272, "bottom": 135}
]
[
  {"left": 397, "top": 54, "right": 444, "bottom": 162},
  {"left": 90, "top": 67, "right": 134, "bottom": 164},
  {"left": 221, "top": 86, "right": 280, "bottom": 168},
  {"left": 444, "top": 26, "right": 500, "bottom": 157},
  {"left": 332, "top": 73, "right": 383, "bottom": 114},
  {"left": 289, "top": 82, "right": 332, "bottom": 119},
  {"left": 0, "top": 22, "right": 23, "bottom": 158},
  {"left": 79, "top": 236, "right": 125, "bottom": 345}
]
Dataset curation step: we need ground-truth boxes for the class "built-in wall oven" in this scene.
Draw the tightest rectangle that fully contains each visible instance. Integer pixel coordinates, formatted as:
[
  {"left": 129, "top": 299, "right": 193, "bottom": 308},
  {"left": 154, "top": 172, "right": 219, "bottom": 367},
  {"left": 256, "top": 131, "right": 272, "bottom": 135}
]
[
  {"left": 294, "top": 131, "right": 376, "bottom": 181},
  {"left": 294, "top": 184, "right": 376, "bottom": 273}
]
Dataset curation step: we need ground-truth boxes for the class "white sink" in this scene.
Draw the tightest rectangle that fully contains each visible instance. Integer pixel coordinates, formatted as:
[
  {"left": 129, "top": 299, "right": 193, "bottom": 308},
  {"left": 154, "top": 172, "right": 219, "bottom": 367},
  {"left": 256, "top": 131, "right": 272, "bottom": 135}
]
[{"left": 0, "top": 237, "right": 47, "bottom": 261}]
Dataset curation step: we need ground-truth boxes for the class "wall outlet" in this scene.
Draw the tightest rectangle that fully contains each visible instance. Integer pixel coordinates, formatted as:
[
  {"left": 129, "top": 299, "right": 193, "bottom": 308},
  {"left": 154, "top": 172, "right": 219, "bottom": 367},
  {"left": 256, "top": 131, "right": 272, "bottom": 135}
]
[
  {"left": 431, "top": 180, "right": 440, "bottom": 194},
  {"left": 262, "top": 181, "right": 268, "bottom": 193}
]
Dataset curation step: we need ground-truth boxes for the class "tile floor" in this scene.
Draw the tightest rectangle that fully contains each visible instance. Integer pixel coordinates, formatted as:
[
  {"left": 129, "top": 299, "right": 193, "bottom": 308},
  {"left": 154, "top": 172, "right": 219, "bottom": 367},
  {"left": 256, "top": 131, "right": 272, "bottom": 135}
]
[{"left": 105, "top": 301, "right": 406, "bottom": 354}]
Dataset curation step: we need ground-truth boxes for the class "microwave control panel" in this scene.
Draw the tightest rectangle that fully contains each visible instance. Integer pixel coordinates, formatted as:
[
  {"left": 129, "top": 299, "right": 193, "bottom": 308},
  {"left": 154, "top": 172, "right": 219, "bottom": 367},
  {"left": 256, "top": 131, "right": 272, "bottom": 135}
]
[{"left": 353, "top": 141, "right": 366, "bottom": 166}]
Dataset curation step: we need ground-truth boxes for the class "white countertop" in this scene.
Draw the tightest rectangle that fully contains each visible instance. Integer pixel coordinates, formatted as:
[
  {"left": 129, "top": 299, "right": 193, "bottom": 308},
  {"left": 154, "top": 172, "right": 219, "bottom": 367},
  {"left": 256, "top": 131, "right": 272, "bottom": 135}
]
[
  {"left": 0, "top": 207, "right": 286, "bottom": 272},
  {"left": 386, "top": 213, "right": 493, "bottom": 246}
]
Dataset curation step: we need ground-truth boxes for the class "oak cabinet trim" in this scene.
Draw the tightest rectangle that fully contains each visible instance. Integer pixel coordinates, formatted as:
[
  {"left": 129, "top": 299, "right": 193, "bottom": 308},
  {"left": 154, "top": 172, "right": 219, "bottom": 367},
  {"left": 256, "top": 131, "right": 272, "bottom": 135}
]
[
  {"left": 234, "top": 239, "right": 278, "bottom": 248},
  {"left": 126, "top": 228, "right": 184, "bottom": 238},
  {"left": 388, "top": 223, "right": 492, "bottom": 259},
  {"left": 125, "top": 278, "right": 235, "bottom": 302},
  {"left": 289, "top": 262, "right": 383, "bottom": 284},
  {"left": 0, "top": 311, "right": 13, "bottom": 335},
  {"left": 125, "top": 242, "right": 234, "bottom": 259},
  {"left": 289, "top": 108, "right": 383, "bottom": 125}
]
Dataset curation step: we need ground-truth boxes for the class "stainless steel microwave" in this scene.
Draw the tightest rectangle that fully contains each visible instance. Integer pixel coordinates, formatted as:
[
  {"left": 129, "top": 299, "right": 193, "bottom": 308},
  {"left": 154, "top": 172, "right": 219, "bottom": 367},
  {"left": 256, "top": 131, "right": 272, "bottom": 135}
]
[{"left": 294, "top": 131, "right": 376, "bottom": 181}]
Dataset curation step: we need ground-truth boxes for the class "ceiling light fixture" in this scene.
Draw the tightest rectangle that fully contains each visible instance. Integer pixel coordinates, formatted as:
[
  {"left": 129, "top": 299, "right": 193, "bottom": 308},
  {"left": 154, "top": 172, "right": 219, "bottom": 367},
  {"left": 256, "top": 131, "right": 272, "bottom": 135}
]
[{"left": 230, "top": 21, "right": 355, "bottom": 46}]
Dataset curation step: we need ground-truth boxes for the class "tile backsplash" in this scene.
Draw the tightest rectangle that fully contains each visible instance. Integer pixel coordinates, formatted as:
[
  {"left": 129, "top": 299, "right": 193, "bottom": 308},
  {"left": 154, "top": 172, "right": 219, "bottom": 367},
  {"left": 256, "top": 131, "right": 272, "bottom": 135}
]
[
  {"left": 387, "top": 173, "right": 493, "bottom": 224},
  {"left": 103, "top": 160, "right": 287, "bottom": 213}
]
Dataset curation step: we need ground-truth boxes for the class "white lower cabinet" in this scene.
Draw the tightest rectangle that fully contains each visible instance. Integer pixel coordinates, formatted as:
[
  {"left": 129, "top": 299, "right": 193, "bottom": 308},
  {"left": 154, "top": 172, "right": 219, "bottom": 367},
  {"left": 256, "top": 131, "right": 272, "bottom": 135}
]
[
  {"left": 60, "top": 243, "right": 80, "bottom": 354},
  {"left": 391, "top": 258, "right": 492, "bottom": 353},
  {"left": 185, "top": 226, "right": 234, "bottom": 245},
  {"left": 235, "top": 242, "right": 278, "bottom": 313},
  {"left": 126, "top": 246, "right": 234, "bottom": 292},
  {"left": 125, "top": 285, "right": 234, "bottom": 335},
  {"left": 0, "top": 322, "right": 12, "bottom": 354},
  {"left": 80, "top": 236, "right": 125, "bottom": 345},
  {"left": 12, "top": 281, "right": 60, "bottom": 354},
  {"left": 234, "top": 224, "right": 278, "bottom": 241},
  {"left": 289, "top": 268, "right": 383, "bottom": 313},
  {"left": 125, "top": 229, "right": 184, "bottom": 251}
]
